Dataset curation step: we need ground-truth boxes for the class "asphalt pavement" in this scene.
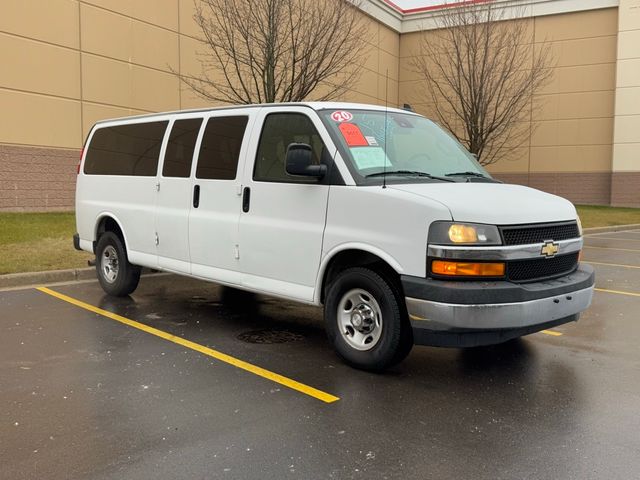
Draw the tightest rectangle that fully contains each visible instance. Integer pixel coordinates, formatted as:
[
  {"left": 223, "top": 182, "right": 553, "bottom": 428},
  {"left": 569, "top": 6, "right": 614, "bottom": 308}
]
[{"left": 1, "top": 229, "right": 640, "bottom": 479}]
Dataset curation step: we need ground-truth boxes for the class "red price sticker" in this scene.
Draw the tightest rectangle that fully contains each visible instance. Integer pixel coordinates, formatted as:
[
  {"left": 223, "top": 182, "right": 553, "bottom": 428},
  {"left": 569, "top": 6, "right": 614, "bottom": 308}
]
[
  {"left": 339, "top": 123, "right": 368, "bottom": 147},
  {"left": 331, "top": 110, "right": 353, "bottom": 122}
]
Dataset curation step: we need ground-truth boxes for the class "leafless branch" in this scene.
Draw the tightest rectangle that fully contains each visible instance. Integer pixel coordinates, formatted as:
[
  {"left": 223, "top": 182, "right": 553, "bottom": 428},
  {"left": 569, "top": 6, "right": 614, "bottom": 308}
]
[
  {"left": 176, "top": 0, "right": 369, "bottom": 104},
  {"left": 410, "top": 1, "right": 554, "bottom": 166}
]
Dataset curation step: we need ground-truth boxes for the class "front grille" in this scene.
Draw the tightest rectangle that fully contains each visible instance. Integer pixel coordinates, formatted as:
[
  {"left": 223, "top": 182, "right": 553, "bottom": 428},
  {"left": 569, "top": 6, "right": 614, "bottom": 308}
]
[
  {"left": 500, "top": 222, "right": 579, "bottom": 246},
  {"left": 507, "top": 252, "right": 579, "bottom": 282}
]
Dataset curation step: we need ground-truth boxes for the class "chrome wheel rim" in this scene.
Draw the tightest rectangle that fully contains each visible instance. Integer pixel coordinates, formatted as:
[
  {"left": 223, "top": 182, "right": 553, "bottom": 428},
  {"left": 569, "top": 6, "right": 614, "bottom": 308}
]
[
  {"left": 337, "top": 288, "right": 383, "bottom": 351},
  {"left": 101, "top": 245, "right": 119, "bottom": 284}
]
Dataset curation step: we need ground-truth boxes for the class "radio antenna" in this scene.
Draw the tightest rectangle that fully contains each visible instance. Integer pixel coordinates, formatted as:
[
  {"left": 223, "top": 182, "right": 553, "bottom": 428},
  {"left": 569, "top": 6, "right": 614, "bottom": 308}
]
[{"left": 383, "top": 69, "right": 389, "bottom": 189}]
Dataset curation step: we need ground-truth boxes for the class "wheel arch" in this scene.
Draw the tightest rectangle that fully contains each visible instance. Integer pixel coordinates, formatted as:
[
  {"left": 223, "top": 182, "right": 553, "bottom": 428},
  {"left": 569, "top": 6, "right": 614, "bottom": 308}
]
[
  {"left": 94, "top": 213, "right": 129, "bottom": 253},
  {"left": 315, "top": 244, "right": 404, "bottom": 305}
]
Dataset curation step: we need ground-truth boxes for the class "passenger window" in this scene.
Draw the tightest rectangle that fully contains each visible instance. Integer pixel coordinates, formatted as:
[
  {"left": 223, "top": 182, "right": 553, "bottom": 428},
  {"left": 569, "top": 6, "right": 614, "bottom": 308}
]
[
  {"left": 84, "top": 121, "right": 168, "bottom": 176},
  {"left": 162, "top": 118, "right": 203, "bottom": 178},
  {"left": 254, "top": 113, "right": 325, "bottom": 183},
  {"left": 196, "top": 116, "right": 248, "bottom": 180}
]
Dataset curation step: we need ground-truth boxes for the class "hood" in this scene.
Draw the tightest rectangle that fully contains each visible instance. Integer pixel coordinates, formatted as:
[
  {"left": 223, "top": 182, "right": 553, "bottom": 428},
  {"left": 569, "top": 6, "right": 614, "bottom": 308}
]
[{"left": 389, "top": 182, "right": 577, "bottom": 225}]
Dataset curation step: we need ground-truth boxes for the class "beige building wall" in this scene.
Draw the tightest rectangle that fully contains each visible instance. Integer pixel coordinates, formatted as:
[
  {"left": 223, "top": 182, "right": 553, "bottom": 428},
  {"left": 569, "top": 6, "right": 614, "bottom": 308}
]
[
  {"left": 0, "top": 1, "right": 396, "bottom": 211},
  {"left": 611, "top": 0, "right": 640, "bottom": 206},
  {"left": 398, "top": 7, "right": 619, "bottom": 205},
  {"left": 0, "top": 1, "right": 634, "bottom": 210}
]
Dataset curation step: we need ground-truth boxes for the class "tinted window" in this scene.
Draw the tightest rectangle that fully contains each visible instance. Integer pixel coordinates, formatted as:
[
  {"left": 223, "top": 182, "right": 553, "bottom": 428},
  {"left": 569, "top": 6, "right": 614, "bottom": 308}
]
[
  {"left": 196, "top": 116, "right": 248, "bottom": 180},
  {"left": 254, "top": 113, "right": 325, "bottom": 183},
  {"left": 162, "top": 118, "right": 203, "bottom": 178},
  {"left": 84, "top": 121, "right": 168, "bottom": 176}
]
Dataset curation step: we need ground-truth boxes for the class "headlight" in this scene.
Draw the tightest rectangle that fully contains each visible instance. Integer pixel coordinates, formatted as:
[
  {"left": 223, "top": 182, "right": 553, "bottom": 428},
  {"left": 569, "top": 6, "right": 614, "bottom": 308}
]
[{"left": 428, "top": 221, "right": 502, "bottom": 245}]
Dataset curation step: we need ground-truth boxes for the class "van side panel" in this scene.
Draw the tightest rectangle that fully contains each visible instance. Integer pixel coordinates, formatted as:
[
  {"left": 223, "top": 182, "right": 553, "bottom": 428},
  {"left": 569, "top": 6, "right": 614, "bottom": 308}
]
[
  {"left": 76, "top": 119, "right": 171, "bottom": 270},
  {"left": 76, "top": 177, "right": 160, "bottom": 268}
]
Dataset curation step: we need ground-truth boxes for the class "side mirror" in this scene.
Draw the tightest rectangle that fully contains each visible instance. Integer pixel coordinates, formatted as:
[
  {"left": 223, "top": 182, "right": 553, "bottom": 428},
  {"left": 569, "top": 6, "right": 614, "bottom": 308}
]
[{"left": 285, "top": 143, "right": 327, "bottom": 178}]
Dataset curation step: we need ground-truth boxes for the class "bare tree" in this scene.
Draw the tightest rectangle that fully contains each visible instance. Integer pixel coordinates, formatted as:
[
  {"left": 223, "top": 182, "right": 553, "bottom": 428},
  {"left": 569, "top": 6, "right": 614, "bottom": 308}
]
[
  {"left": 411, "top": 1, "right": 554, "bottom": 166},
  {"left": 179, "top": 0, "right": 369, "bottom": 104}
]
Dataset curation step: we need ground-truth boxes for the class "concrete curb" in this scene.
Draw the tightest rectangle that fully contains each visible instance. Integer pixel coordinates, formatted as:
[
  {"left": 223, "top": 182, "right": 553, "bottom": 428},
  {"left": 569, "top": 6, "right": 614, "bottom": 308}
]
[
  {"left": 2, "top": 222, "right": 639, "bottom": 289},
  {"left": 0, "top": 267, "right": 96, "bottom": 289},
  {"left": 583, "top": 224, "right": 640, "bottom": 234},
  {"left": 0, "top": 267, "right": 159, "bottom": 290}
]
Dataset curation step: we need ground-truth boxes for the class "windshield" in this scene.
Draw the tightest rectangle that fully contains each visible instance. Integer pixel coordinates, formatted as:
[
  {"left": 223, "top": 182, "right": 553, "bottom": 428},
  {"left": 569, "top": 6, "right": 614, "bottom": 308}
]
[{"left": 319, "top": 109, "right": 490, "bottom": 184}]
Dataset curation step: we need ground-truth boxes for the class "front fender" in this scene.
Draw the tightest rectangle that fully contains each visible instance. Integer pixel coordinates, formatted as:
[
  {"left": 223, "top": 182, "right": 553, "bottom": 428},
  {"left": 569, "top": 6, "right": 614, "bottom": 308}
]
[{"left": 313, "top": 242, "right": 404, "bottom": 304}]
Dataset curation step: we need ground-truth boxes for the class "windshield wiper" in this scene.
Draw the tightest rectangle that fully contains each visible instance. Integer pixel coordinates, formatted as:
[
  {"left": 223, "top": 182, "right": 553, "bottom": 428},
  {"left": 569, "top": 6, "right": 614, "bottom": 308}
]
[
  {"left": 366, "top": 170, "right": 454, "bottom": 182},
  {"left": 445, "top": 171, "right": 488, "bottom": 178}
]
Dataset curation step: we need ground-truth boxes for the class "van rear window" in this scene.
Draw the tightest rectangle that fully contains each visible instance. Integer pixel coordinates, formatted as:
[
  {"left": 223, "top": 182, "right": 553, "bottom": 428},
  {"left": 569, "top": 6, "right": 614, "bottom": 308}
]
[{"left": 84, "top": 121, "right": 168, "bottom": 176}]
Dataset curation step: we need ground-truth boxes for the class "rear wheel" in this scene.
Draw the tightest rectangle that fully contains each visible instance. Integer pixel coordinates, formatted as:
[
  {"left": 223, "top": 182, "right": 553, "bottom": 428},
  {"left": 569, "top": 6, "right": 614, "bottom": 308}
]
[
  {"left": 95, "top": 232, "right": 141, "bottom": 297},
  {"left": 324, "top": 267, "right": 412, "bottom": 371}
]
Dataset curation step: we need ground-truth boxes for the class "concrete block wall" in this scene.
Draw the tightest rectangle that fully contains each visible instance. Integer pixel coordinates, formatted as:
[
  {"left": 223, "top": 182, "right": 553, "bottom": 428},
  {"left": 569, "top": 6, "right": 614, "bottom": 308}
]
[{"left": 0, "top": 145, "right": 78, "bottom": 211}]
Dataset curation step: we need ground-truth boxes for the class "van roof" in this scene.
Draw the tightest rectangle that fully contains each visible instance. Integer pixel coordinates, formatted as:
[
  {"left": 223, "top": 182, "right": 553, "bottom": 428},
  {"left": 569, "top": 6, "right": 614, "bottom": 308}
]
[{"left": 93, "top": 102, "right": 418, "bottom": 125}]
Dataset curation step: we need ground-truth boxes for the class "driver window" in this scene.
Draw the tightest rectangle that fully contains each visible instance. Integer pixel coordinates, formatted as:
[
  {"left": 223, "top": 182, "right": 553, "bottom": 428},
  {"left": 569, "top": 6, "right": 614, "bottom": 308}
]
[{"left": 253, "top": 113, "right": 325, "bottom": 183}]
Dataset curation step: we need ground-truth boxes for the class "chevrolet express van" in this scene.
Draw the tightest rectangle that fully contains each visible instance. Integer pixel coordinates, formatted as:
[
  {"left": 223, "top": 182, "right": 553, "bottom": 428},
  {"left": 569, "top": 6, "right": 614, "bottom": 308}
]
[{"left": 74, "top": 102, "right": 595, "bottom": 371}]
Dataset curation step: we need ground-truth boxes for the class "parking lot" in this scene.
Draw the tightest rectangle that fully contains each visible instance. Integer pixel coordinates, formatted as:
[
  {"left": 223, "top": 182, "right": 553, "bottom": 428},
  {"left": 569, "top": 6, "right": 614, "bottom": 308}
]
[{"left": 2, "top": 229, "right": 640, "bottom": 479}]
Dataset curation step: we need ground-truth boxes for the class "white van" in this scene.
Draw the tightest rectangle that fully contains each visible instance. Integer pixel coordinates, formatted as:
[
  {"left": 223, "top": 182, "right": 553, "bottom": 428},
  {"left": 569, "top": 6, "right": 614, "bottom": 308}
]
[{"left": 74, "top": 102, "right": 594, "bottom": 370}]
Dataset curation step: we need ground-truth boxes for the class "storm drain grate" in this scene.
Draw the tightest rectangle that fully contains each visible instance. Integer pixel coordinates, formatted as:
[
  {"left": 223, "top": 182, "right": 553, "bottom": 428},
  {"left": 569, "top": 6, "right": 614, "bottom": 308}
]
[{"left": 237, "top": 329, "right": 304, "bottom": 344}]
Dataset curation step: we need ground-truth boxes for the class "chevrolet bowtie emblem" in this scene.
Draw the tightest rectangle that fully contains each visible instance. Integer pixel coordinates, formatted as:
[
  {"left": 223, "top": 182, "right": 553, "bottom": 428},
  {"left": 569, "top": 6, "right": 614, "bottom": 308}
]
[{"left": 541, "top": 240, "right": 559, "bottom": 258}]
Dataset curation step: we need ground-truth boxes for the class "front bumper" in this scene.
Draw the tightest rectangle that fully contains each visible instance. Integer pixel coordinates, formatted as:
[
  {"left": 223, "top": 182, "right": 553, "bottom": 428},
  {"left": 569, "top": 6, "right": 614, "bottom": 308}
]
[{"left": 403, "top": 264, "right": 595, "bottom": 347}]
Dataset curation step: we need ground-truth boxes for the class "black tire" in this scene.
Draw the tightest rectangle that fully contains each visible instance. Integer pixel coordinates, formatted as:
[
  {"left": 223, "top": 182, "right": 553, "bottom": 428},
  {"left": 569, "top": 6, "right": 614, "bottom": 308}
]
[
  {"left": 95, "top": 231, "right": 141, "bottom": 297},
  {"left": 324, "top": 267, "right": 413, "bottom": 371}
]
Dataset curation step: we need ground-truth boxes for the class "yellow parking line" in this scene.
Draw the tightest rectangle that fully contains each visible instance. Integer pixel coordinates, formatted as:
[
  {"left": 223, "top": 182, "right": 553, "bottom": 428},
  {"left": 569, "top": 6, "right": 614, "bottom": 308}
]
[
  {"left": 595, "top": 287, "right": 640, "bottom": 298},
  {"left": 584, "top": 236, "right": 640, "bottom": 243},
  {"left": 37, "top": 287, "right": 339, "bottom": 404},
  {"left": 585, "top": 230, "right": 640, "bottom": 237},
  {"left": 541, "top": 330, "right": 563, "bottom": 336},
  {"left": 585, "top": 261, "right": 640, "bottom": 269},
  {"left": 583, "top": 245, "right": 640, "bottom": 253}
]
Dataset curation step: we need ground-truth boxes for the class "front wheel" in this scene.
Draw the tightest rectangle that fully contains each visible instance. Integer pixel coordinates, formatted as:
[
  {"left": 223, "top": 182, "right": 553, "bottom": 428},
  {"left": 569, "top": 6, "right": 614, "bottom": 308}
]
[
  {"left": 324, "top": 267, "right": 412, "bottom": 371},
  {"left": 95, "top": 232, "right": 141, "bottom": 297}
]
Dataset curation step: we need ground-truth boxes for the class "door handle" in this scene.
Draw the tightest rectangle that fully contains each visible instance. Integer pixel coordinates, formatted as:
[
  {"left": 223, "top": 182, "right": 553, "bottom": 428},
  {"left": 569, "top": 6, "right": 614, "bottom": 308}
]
[
  {"left": 242, "top": 186, "right": 251, "bottom": 212},
  {"left": 193, "top": 184, "right": 200, "bottom": 208}
]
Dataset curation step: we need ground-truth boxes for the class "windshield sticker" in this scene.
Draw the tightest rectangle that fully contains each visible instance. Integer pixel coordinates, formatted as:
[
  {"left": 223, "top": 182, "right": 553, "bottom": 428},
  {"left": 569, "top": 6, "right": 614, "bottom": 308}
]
[
  {"left": 331, "top": 110, "right": 353, "bottom": 122},
  {"left": 351, "top": 147, "right": 392, "bottom": 170},
  {"left": 339, "top": 122, "right": 368, "bottom": 147},
  {"left": 365, "top": 136, "right": 378, "bottom": 146}
]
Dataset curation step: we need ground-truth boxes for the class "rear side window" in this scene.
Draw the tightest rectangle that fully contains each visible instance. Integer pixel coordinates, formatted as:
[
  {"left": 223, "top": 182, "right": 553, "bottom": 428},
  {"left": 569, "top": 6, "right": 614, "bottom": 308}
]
[
  {"left": 84, "top": 121, "right": 168, "bottom": 176},
  {"left": 162, "top": 118, "right": 203, "bottom": 178},
  {"left": 196, "top": 116, "right": 248, "bottom": 180},
  {"left": 253, "top": 113, "right": 325, "bottom": 183}
]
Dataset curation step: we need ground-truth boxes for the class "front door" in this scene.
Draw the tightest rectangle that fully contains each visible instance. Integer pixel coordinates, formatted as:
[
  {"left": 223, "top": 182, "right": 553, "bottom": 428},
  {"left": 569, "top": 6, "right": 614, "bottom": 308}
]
[{"left": 238, "top": 108, "right": 335, "bottom": 302}]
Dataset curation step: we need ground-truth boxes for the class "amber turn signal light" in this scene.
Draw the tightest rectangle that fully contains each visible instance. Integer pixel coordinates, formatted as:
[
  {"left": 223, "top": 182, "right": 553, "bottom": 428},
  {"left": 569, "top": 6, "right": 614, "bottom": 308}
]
[{"left": 431, "top": 260, "right": 505, "bottom": 277}]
